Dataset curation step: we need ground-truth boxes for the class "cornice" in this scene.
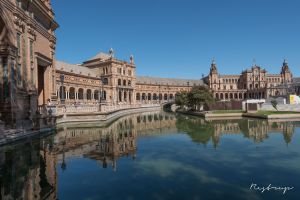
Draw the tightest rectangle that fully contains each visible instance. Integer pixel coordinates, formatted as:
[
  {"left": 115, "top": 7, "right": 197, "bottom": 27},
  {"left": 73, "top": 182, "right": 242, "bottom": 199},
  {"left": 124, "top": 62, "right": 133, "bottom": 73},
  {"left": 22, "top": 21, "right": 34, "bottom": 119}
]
[{"left": 2, "top": 0, "right": 58, "bottom": 41}]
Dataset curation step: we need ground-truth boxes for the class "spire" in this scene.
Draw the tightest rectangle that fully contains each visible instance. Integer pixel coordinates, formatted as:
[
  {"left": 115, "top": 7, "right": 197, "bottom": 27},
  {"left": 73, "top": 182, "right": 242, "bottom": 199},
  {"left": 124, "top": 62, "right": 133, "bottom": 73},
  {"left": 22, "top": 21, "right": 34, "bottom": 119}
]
[
  {"left": 212, "top": 58, "right": 216, "bottom": 65},
  {"left": 253, "top": 58, "right": 256, "bottom": 67},
  {"left": 283, "top": 58, "right": 288, "bottom": 66},
  {"left": 109, "top": 48, "right": 114, "bottom": 58},
  {"left": 210, "top": 59, "right": 217, "bottom": 74},
  {"left": 130, "top": 54, "right": 134, "bottom": 64},
  {"left": 281, "top": 58, "right": 290, "bottom": 73}
]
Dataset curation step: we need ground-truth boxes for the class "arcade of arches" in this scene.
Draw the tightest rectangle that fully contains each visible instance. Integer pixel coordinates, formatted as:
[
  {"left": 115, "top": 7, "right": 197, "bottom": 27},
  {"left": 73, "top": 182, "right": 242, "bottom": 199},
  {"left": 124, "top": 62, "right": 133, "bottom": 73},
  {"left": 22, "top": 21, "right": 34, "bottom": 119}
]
[{"left": 55, "top": 57, "right": 203, "bottom": 106}]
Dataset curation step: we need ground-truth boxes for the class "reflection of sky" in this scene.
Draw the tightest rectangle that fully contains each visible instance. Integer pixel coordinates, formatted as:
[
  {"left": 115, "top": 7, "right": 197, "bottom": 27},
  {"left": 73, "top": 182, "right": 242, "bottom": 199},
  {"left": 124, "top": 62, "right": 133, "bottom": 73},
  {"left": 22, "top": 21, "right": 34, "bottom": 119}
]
[{"left": 57, "top": 120, "right": 300, "bottom": 200}]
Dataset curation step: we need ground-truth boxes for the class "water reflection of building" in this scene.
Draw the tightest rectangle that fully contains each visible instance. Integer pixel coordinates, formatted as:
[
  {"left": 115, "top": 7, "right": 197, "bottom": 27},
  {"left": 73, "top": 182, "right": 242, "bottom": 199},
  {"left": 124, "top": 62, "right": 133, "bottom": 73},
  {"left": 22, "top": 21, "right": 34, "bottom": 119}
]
[
  {"left": 54, "top": 111, "right": 177, "bottom": 171},
  {"left": 176, "top": 115, "right": 297, "bottom": 148},
  {"left": 0, "top": 137, "right": 57, "bottom": 200},
  {"left": 212, "top": 120, "right": 295, "bottom": 145}
]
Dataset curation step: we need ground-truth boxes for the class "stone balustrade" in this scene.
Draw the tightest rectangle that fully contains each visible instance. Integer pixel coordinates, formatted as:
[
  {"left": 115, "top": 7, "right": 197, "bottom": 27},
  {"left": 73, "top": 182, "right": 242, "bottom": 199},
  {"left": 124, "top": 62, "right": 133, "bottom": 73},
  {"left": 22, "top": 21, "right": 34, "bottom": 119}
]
[{"left": 55, "top": 103, "right": 160, "bottom": 116}]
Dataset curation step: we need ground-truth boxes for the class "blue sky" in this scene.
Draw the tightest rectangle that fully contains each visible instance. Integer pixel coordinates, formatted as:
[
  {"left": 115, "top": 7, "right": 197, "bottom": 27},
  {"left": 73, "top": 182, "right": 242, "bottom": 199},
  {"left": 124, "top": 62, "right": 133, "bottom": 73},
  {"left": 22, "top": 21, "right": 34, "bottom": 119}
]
[{"left": 52, "top": 0, "right": 300, "bottom": 79}]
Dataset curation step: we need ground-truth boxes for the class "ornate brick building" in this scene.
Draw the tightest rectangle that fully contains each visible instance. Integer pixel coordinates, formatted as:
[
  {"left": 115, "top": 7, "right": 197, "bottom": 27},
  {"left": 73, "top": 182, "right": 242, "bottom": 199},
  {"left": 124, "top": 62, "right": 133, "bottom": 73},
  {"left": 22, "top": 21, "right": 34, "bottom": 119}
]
[
  {"left": 55, "top": 49, "right": 203, "bottom": 109},
  {"left": 205, "top": 59, "right": 293, "bottom": 101},
  {"left": 0, "top": 0, "right": 58, "bottom": 127}
]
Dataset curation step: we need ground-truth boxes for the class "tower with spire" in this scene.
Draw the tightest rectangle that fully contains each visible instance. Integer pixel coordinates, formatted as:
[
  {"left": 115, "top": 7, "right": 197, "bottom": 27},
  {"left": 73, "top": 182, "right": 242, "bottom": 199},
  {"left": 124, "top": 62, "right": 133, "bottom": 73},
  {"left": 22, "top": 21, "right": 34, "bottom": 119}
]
[
  {"left": 280, "top": 59, "right": 292, "bottom": 84},
  {"left": 209, "top": 59, "right": 219, "bottom": 90}
]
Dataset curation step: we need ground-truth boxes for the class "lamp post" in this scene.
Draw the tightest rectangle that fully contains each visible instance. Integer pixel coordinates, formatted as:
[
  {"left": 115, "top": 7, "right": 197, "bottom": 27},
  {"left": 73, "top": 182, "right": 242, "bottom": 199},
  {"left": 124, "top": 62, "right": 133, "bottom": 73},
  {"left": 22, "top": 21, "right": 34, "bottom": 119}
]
[
  {"left": 60, "top": 74, "right": 65, "bottom": 105},
  {"left": 159, "top": 84, "right": 161, "bottom": 104},
  {"left": 99, "top": 75, "right": 105, "bottom": 111}
]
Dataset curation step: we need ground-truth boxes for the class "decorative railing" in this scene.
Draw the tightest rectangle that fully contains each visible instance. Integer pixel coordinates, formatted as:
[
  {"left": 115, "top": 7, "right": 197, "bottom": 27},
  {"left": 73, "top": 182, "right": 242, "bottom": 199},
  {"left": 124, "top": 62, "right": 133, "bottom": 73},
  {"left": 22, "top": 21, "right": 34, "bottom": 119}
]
[
  {"left": 38, "top": 105, "right": 57, "bottom": 116},
  {"left": 55, "top": 103, "right": 160, "bottom": 115}
]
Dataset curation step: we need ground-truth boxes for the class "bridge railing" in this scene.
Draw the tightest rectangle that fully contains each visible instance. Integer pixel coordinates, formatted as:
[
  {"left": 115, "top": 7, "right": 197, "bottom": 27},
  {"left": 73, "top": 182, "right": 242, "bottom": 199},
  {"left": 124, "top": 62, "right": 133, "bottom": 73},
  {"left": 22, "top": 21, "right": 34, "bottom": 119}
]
[{"left": 55, "top": 103, "right": 161, "bottom": 115}]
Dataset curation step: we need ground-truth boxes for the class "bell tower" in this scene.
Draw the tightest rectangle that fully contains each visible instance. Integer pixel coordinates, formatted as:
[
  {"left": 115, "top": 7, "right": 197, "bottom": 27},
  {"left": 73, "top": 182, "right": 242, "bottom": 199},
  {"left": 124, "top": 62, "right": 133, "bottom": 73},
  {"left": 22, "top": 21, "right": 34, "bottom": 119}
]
[
  {"left": 280, "top": 59, "right": 292, "bottom": 83},
  {"left": 209, "top": 59, "right": 219, "bottom": 90}
]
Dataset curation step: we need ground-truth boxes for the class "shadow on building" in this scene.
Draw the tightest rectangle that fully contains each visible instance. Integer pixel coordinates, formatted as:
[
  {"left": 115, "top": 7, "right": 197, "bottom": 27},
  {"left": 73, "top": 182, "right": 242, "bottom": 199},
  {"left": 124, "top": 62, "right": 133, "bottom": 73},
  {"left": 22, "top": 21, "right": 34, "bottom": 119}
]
[
  {"left": 0, "top": 0, "right": 58, "bottom": 131},
  {"left": 0, "top": 135, "right": 57, "bottom": 200}
]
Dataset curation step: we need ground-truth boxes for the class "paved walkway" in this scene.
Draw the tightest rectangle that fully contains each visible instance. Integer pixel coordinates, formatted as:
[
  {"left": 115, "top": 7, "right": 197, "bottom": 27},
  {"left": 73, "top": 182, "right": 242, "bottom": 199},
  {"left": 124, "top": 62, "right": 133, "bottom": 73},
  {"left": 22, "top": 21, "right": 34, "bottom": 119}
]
[
  {"left": 0, "top": 120, "right": 52, "bottom": 146},
  {"left": 0, "top": 123, "right": 26, "bottom": 146}
]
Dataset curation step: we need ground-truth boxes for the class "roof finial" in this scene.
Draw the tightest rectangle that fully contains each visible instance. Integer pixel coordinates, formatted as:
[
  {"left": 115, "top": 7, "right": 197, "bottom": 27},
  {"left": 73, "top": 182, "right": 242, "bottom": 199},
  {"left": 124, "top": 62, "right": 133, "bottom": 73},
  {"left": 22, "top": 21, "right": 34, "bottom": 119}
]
[
  {"left": 253, "top": 58, "right": 256, "bottom": 67},
  {"left": 283, "top": 58, "right": 288, "bottom": 66},
  {"left": 212, "top": 57, "right": 216, "bottom": 65},
  {"left": 109, "top": 47, "right": 114, "bottom": 58},
  {"left": 130, "top": 54, "right": 134, "bottom": 64}
]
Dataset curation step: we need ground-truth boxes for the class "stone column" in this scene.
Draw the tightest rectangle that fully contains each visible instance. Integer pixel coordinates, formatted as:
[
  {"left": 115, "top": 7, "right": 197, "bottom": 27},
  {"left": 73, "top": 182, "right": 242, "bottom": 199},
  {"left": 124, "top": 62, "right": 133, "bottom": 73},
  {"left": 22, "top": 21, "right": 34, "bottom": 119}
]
[{"left": 121, "top": 90, "right": 123, "bottom": 102}]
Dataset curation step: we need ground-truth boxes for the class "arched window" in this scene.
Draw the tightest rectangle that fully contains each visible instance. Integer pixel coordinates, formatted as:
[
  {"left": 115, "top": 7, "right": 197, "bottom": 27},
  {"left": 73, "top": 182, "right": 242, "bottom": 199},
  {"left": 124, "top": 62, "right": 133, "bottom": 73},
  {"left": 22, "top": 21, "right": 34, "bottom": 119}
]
[
  {"left": 102, "top": 90, "right": 106, "bottom": 100},
  {"left": 103, "top": 78, "right": 108, "bottom": 85},
  {"left": 148, "top": 93, "right": 151, "bottom": 100},
  {"left": 225, "top": 93, "right": 228, "bottom": 99},
  {"left": 136, "top": 93, "right": 140, "bottom": 100},
  {"left": 129, "top": 91, "right": 132, "bottom": 102},
  {"left": 128, "top": 80, "right": 131, "bottom": 86},
  {"left": 118, "top": 79, "right": 121, "bottom": 86},
  {"left": 69, "top": 87, "right": 75, "bottom": 99},
  {"left": 220, "top": 93, "right": 224, "bottom": 99},
  {"left": 87, "top": 89, "right": 92, "bottom": 100},
  {"left": 239, "top": 93, "right": 242, "bottom": 99},
  {"left": 153, "top": 93, "right": 157, "bottom": 100},
  {"left": 123, "top": 80, "right": 126, "bottom": 86},
  {"left": 216, "top": 93, "right": 219, "bottom": 99},
  {"left": 164, "top": 94, "right": 168, "bottom": 100},
  {"left": 234, "top": 93, "right": 238, "bottom": 99},
  {"left": 230, "top": 93, "right": 233, "bottom": 99},
  {"left": 78, "top": 88, "right": 84, "bottom": 100},
  {"left": 94, "top": 90, "right": 99, "bottom": 100},
  {"left": 119, "top": 91, "right": 122, "bottom": 102},
  {"left": 124, "top": 91, "right": 127, "bottom": 101}
]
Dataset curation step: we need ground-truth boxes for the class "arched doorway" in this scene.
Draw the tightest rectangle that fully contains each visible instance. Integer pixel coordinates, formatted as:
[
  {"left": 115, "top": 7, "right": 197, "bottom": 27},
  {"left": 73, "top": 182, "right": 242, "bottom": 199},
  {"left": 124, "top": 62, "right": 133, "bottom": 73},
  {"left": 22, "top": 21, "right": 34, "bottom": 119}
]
[
  {"left": 94, "top": 90, "right": 99, "bottom": 100},
  {"left": 78, "top": 88, "right": 84, "bottom": 100},
  {"left": 136, "top": 93, "right": 140, "bottom": 101},
  {"left": 142, "top": 93, "right": 146, "bottom": 101},
  {"left": 148, "top": 93, "right": 151, "bottom": 101},
  {"left": 69, "top": 87, "right": 75, "bottom": 99},
  {"left": 164, "top": 94, "right": 168, "bottom": 101},
  {"left": 87, "top": 89, "right": 92, "bottom": 100}
]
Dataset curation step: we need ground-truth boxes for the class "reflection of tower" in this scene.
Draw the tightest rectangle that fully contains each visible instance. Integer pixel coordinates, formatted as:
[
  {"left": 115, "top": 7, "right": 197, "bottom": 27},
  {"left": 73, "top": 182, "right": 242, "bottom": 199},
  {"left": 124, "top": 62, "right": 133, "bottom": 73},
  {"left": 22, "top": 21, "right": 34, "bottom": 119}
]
[
  {"left": 61, "top": 139, "right": 67, "bottom": 171},
  {"left": 85, "top": 118, "right": 138, "bottom": 171},
  {"left": 282, "top": 122, "right": 294, "bottom": 145}
]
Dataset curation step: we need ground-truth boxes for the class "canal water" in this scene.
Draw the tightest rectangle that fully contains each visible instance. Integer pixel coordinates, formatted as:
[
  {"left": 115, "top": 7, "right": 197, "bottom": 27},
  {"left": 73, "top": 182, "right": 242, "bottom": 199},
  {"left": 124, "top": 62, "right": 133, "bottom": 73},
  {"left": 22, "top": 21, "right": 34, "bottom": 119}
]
[{"left": 0, "top": 111, "right": 299, "bottom": 200}]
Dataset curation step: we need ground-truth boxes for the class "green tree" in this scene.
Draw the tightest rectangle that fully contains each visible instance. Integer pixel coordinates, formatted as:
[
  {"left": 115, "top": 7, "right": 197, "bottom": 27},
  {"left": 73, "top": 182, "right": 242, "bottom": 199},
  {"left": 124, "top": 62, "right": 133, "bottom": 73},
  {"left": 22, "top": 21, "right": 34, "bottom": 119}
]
[
  {"left": 175, "top": 91, "right": 188, "bottom": 109},
  {"left": 187, "top": 86, "right": 214, "bottom": 111}
]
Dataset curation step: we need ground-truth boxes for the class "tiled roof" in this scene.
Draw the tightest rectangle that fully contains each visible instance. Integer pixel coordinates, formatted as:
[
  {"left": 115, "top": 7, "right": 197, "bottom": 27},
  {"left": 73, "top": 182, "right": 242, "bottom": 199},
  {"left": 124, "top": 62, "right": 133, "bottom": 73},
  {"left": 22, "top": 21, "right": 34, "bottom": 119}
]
[
  {"left": 87, "top": 52, "right": 111, "bottom": 61},
  {"left": 56, "top": 60, "right": 98, "bottom": 78},
  {"left": 219, "top": 75, "right": 240, "bottom": 77},
  {"left": 136, "top": 76, "right": 204, "bottom": 86}
]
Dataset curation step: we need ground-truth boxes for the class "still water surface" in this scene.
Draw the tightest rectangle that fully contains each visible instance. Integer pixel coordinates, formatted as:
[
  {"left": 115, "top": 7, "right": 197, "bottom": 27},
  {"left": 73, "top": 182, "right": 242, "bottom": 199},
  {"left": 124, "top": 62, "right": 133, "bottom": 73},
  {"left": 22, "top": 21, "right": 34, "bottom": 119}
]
[{"left": 0, "top": 111, "right": 299, "bottom": 200}]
